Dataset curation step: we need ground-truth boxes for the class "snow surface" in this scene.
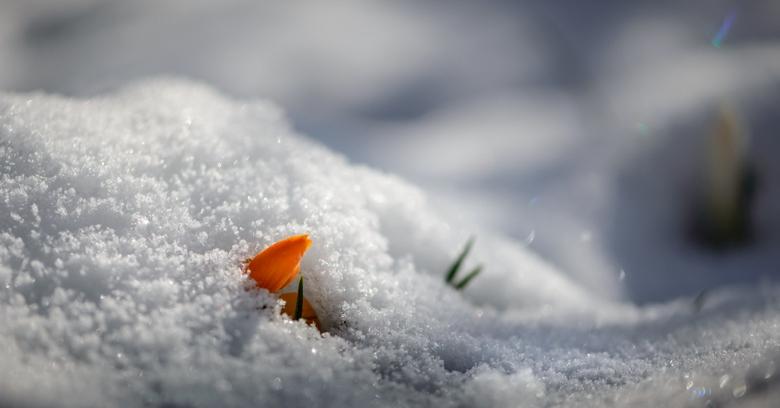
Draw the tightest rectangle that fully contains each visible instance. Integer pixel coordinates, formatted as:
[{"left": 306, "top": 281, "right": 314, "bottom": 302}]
[
  {"left": 3, "top": 0, "right": 780, "bottom": 304},
  {"left": 2, "top": 81, "right": 780, "bottom": 407}
]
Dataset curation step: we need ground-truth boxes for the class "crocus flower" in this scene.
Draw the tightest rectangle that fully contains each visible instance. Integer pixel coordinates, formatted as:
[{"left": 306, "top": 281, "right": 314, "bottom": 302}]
[
  {"left": 245, "top": 234, "right": 312, "bottom": 292},
  {"left": 245, "top": 234, "right": 320, "bottom": 328},
  {"left": 280, "top": 291, "right": 320, "bottom": 329}
]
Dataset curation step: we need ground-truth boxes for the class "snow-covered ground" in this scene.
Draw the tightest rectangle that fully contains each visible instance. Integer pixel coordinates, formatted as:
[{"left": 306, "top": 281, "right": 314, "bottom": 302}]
[
  {"left": 1, "top": 80, "right": 779, "bottom": 408},
  {"left": 2, "top": 1, "right": 780, "bottom": 406}
]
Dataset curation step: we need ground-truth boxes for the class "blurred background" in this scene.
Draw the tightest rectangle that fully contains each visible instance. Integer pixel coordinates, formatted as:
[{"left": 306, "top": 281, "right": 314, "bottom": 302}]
[{"left": 1, "top": 0, "right": 778, "bottom": 304}]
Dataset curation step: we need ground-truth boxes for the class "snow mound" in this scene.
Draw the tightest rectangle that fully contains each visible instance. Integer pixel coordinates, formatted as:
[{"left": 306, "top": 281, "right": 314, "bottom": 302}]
[{"left": 1, "top": 80, "right": 779, "bottom": 407}]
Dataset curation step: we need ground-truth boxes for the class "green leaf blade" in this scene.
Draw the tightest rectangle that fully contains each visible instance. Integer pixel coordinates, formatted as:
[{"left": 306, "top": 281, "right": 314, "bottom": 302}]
[
  {"left": 293, "top": 277, "right": 304, "bottom": 320},
  {"left": 455, "top": 265, "right": 482, "bottom": 290},
  {"left": 445, "top": 237, "right": 475, "bottom": 284}
]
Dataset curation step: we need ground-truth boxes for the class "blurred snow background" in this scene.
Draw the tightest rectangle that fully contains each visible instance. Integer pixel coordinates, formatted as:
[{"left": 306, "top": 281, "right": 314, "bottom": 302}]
[
  {"left": 2, "top": 0, "right": 780, "bottom": 406},
  {"left": 2, "top": 0, "right": 779, "bottom": 302}
]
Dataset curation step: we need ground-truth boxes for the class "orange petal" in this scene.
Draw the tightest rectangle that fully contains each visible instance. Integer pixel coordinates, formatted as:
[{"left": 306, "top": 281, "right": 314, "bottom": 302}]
[
  {"left": 246, "top": 234, "right": 312, "bottom": 292},
  {"left": 279, "top": 292, "right": 320, "bottom": 329}
]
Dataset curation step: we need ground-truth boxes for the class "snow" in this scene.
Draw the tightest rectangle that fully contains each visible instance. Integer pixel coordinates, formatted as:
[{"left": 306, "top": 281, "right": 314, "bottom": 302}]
[
  {"left": 2, "top": 80, "right": 780, "bottom": 407},
  {"left": 2, "top": 1, "right": 780, "bottom": 406},
  {"left": 3, "top": 0, "right": 780, "bottom": 304}
]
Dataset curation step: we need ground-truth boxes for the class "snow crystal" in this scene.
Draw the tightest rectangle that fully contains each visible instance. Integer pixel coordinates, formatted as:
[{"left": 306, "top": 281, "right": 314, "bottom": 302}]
[{"left": 1, "top": 80, "right": 779, "bottom": 407}]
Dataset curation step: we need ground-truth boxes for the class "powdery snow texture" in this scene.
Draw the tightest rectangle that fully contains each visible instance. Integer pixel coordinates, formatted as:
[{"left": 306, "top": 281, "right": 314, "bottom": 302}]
[{"left": 1, "top": 81, "right": 778, "bottom": 407}]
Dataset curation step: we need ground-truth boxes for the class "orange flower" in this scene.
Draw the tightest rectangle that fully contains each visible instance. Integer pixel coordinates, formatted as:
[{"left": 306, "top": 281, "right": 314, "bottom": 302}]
[
  {"left": 245, "top": 234, "right": 321, "bottom": 329},
  {"left": 245, "top": 234, "right": 312, "bottom": 292},
  {"left": 280, "top": 292, "right": 321, "bottom": 329}
]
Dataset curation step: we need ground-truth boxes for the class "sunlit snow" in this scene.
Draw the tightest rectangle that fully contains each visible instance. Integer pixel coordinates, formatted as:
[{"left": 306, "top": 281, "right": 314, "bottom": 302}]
[{"left": 1, "top": 81, "right": 779, "bottom": 407}]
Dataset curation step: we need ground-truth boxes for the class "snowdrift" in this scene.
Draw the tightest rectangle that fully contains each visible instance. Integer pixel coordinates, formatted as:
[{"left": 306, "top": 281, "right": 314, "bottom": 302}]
[{"left": 1, "top": 80, "right": 778, "bottom": 407}]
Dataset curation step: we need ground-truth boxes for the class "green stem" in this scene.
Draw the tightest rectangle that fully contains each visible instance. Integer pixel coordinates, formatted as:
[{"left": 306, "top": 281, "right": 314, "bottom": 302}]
[{"left": 293, "top": 277, "right": 304, "bottom": 320}]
